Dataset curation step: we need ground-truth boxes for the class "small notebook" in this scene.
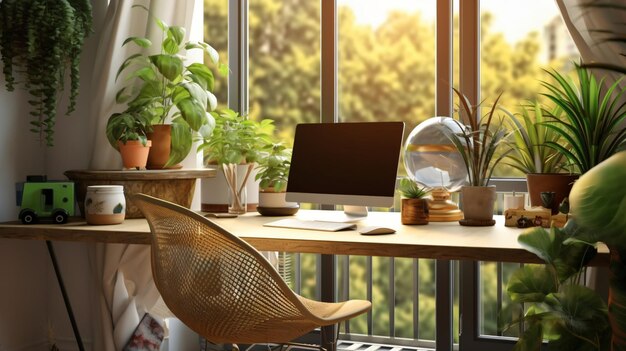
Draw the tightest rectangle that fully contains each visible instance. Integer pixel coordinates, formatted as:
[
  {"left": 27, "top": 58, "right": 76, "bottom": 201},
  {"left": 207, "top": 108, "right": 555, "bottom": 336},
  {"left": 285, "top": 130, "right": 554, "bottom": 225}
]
[{"left": 264, "top": 218, "right": 357, "bottom": 232}]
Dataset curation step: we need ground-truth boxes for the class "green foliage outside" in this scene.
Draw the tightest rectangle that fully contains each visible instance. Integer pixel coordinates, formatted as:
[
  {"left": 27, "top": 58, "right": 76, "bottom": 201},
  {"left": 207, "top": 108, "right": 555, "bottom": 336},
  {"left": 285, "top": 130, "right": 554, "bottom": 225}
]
[{"left": 203, "top": 0, "right": 578, "bottom": 343}]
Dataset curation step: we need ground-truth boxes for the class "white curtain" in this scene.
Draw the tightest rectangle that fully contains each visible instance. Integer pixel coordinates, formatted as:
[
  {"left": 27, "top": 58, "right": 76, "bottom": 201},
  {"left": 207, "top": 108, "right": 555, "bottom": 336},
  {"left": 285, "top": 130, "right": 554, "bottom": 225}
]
[
  {"left": 556, "top": 0, "right": 626, "bottom": 81},
  {"left": 87, "top": 0, "right": 202, "bottom": 349}
]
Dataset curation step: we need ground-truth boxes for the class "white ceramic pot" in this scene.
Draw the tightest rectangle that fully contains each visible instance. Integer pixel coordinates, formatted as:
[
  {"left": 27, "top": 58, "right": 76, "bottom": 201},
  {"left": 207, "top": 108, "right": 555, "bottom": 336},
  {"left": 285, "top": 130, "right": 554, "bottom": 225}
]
[
  {"left": 84, "top": 185, "right": 126, "bottom": 225},
  {"left": 258, "top": 191, "right": 298, "bottom": 208}
]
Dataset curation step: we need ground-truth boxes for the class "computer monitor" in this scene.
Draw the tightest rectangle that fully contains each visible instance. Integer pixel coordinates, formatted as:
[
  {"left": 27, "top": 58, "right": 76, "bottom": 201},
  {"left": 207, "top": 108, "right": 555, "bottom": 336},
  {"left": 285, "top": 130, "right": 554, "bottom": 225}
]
[{"left": 286, "top": 121, "right": 405, "bottom": 219}]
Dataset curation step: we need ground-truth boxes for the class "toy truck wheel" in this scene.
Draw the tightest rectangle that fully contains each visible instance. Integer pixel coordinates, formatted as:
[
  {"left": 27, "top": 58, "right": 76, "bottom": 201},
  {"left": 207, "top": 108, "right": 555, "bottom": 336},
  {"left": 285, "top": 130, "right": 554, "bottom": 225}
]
[
  {"left": 20, "top": 210, "right": 37, "bottom": 224},
  {"left": 52, "top": 210, "right": 69, "bottom": 224}
]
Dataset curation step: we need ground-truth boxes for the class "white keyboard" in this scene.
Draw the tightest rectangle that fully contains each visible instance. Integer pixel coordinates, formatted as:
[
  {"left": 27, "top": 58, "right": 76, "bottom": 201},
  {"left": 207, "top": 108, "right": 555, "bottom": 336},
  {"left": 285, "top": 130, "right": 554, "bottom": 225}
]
[{"left": 263, "top": 218, "right": 357, "bottom": 232}]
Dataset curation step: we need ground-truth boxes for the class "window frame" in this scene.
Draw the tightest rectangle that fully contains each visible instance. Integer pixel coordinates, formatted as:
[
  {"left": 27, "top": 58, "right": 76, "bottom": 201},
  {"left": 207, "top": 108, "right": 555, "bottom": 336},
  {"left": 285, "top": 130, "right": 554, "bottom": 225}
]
[{"left": 225, "top": 0, "right": 524, "bottom": 349}]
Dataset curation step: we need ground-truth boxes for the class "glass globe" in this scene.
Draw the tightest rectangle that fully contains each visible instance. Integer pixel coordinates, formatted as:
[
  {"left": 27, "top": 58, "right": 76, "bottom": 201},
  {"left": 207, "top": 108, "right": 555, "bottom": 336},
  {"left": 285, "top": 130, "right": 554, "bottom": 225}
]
[{"left": 404, "top": 117, "right": 468, "bottom": 192}]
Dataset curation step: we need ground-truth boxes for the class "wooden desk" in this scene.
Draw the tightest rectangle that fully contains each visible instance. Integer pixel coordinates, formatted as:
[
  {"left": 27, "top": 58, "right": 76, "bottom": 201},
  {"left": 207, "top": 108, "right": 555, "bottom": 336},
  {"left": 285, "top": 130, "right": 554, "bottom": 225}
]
[
  {"left": 0, "top": 211, "right": 609, "bottom": 351},
  {"left": 0, "top": 211, "right": 609, "bottom": 264}
]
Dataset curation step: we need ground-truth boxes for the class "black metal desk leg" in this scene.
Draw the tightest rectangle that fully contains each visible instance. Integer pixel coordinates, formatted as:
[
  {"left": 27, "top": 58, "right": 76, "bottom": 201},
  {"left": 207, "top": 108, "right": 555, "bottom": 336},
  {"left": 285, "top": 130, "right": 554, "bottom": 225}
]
[
  {"left": 435, "top": 259, "right": 454, "bottom": 351},
  {"left": 320, "top": 254, "right": 337, "bottom": 351},
  {"left": 46, "top": 240, "right": 85, "bottom": 351}
]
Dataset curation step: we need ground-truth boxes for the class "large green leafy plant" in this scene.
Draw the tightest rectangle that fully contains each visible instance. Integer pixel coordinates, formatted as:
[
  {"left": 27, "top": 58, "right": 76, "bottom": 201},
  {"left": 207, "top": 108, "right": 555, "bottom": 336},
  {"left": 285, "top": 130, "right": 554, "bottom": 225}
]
[
  {"left": 503, "top": 102, "right": 567, "bottom": 174},
  {"left": 541, "top": 65, "right": 626, "bottom": 174},
  {"left": 0, "top": 0, "right": 92, "bottom": 146},
  {"left": 505, "top": 151, "right": 626, "bottom": 351},
  {"left": 443, "top": 89, "right": 511, "bottom": 186},
  {"left": 110, "top": 6, "right": 227, "bottom": 166}
]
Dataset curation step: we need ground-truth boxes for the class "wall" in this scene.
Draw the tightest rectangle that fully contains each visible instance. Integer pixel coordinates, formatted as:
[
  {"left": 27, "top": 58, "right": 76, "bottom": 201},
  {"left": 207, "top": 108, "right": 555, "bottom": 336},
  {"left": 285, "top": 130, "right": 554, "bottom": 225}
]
[{"left": 0, "top": 0, "right": 103, "bottom": 349}]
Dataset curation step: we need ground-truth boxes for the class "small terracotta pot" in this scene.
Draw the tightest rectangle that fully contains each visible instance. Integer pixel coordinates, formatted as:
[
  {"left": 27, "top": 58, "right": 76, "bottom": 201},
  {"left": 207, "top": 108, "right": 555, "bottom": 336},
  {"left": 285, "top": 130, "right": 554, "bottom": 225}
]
[
  {"left": 460, "top": 185, "right": 496, "bottom": 223},
  {"left": 526, "top": 173, "right": 579, "bottom": 214},
  {"left": 118, "top": 140, "right": 151, "bottom": 169},
  {"left": 401, "top": 198, "right": 429, "bottom": 225},
  {"left": 147, "top": 124, "right": 174, "bottom": 169}
]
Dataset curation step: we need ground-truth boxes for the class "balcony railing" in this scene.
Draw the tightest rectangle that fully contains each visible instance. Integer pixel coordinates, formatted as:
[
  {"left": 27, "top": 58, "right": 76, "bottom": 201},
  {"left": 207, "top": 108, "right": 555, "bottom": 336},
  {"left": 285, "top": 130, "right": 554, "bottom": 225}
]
[{"left": 282, "top": 189, "right": 532, "bottom": 350}]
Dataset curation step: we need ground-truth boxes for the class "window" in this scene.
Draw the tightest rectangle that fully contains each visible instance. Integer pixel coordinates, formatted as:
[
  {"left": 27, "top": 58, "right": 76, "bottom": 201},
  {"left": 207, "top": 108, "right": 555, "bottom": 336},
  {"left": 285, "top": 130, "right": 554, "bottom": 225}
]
[
  {"left": 206, "top": 0, "right": 580, "bottom": 349},
  {"left": 480, "top": 0, "right": 579, "bottom": 178}
]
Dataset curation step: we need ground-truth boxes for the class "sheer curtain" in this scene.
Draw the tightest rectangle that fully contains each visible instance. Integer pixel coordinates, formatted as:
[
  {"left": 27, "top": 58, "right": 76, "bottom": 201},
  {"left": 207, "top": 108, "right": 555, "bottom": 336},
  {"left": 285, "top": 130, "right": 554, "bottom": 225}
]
[
  {"left": 556, "top": 0, "right": 626, "bottom": 79},
  {"left": 87, "top": 0, "right": 202, "bottom": 349}
]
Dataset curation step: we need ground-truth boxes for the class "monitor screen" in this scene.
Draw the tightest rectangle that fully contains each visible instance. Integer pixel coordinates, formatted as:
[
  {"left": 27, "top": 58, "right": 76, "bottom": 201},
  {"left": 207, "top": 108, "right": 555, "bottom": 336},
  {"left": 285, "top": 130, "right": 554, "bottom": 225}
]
[{"left": 286, "top": 122, "right": 405, "bottom": 208}]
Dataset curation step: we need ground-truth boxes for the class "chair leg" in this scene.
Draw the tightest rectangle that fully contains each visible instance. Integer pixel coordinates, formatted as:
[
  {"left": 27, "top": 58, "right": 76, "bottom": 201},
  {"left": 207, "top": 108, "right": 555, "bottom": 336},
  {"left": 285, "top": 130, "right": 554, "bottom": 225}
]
[{"left": 320, "top": 322, "right": 341, "bottom": 351}]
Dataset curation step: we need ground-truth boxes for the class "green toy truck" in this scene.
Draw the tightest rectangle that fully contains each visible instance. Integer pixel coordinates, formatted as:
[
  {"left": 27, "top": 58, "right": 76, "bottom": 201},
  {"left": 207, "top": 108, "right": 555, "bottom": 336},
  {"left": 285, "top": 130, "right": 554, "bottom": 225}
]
[{"left": 16, "top": 176, "right": 75, "bottom": 224}]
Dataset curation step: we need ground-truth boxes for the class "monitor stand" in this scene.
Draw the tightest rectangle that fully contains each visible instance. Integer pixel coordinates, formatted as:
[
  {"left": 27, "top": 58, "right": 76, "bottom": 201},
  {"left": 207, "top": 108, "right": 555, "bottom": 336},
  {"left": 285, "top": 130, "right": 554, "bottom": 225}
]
[{"left": 305, "top": 205, "right": 368, "bottom": 223}]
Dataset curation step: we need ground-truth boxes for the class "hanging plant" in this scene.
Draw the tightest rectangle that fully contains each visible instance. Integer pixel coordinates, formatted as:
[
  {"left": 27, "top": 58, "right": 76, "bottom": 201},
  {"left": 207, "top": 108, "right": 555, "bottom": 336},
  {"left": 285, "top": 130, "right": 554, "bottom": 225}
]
[{"left": 0, "top": 0, "right": 92, "bottom": 146}]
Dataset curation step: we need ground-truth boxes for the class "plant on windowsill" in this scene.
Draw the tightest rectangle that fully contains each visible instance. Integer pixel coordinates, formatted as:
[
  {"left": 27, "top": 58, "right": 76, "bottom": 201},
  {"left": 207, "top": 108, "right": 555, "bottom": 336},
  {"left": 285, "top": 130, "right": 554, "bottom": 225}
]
[
  {"left": 255, "top": 142, "right": 299, "bottom": 215},
  {"left": 198, "top": 108, "right": 274, "bottom": 214},
  {"left": 106, "top": 109, "right": 152, "bottom": 169},
  {"left": 112, "top": 5, "right": 227, "bottom": 169},
  {"left": 540, "top": 65, "right": 626, "bottom": 175},
  {"left": 504, "top": 150, "right": 626, "bottom": 351},
  {"left": 502, "top": 102, "right": 578, "bottom": 213},
  {"left": 442, "top": 88, "right": 512, "bottom": 226},
  {"left": 397, "top": 178, "right": 430, "bottom": 225},
  {"left": 0, "top": 0, "right": 92, "bottom": 146}
]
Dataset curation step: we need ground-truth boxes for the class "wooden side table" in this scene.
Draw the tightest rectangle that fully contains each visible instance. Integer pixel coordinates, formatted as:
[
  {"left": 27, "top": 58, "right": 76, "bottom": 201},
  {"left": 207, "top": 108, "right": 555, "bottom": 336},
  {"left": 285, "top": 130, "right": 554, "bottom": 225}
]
[{"left": 65, "top": 168, "right": 216, "bottom": 218}]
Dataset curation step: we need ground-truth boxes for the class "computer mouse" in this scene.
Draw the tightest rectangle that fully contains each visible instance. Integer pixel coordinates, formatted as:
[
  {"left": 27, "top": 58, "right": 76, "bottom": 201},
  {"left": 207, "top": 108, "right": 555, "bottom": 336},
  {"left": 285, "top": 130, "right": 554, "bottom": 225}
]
[{"left": 358, "top": 226, "right": 396, "bottom": 235}]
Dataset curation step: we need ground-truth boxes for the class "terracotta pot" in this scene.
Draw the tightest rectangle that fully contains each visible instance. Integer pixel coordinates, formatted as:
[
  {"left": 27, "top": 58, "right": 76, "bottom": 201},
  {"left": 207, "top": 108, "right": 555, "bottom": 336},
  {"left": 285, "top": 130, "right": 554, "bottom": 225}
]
[
  {"left": 147, "top": 124, "right": 181, "bottom": 169},
  {"left": 460, "top": 185, "right": 496, "bottom": 224},
  {"left": 401, "top": 198, "right": 429, "bottom": 225},
  {"left": 526, "top": 173, "right": 579, "bottom": 214},
  {"left": 118, "top": 140, "right": 151, "bottom": 169}
]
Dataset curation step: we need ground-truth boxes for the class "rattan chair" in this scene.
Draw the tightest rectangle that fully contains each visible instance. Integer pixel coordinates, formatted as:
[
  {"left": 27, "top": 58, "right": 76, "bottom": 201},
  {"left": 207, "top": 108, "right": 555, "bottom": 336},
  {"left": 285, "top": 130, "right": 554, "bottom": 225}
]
[{"left": 133, "top": 194, "right": 371, "bottom": 347}]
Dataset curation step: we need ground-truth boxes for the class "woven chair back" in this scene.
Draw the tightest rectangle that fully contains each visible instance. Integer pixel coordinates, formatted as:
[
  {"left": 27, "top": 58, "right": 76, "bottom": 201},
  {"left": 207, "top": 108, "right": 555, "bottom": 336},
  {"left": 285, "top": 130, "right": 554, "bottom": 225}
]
[{"left": 133, "top": 194, "right": 320, "bottom": 344}]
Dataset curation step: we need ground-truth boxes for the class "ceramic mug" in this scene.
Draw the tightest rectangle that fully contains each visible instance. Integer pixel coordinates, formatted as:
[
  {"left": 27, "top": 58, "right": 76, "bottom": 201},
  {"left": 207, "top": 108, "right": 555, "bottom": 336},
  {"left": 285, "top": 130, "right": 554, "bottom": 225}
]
[{"left": 85, "top": 185, "right": 126, "bottom": 225}]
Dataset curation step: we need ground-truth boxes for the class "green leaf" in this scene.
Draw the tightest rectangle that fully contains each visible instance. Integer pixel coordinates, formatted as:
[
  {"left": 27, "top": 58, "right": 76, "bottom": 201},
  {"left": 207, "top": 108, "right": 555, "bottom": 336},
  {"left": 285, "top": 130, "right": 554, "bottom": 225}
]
[
  {"left": 176, "top": 98, "right": 206, "bottom": 131},
  {"left": 162, "top": 38, "right": 179, "bottom": 55},
  {"left": 512, "top": 322, "right": 543, "bottom": 351},
  {"left": 507, "top": 265, "right": 557, "bottom": 303},
  {"left": 167, "top": 26, "right": 186, "bottom": 45},
  {"left": 187, "top": 63, "right": 215, "bottom": 91},
  {"left": 518, "top": 226, "right": 556, "bottom": 263},
  {"left": 122, "top": 36, "right": 151, "bottom": 48},
  {"left": 167, "top": 118, "right": 192, "bottom": 167},
  {"left": 180, "top": 81, "right": 208, "bottom": 109},
  {"left": 149, "top": 54, "right": 183, "bottom": 81}
]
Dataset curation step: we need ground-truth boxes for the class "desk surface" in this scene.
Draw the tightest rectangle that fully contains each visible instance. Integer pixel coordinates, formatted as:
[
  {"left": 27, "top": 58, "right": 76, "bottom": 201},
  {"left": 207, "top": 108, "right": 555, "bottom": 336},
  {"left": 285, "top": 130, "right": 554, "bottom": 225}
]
[{"left": 0, "top": 210, "right": 609, "bottom": 264}]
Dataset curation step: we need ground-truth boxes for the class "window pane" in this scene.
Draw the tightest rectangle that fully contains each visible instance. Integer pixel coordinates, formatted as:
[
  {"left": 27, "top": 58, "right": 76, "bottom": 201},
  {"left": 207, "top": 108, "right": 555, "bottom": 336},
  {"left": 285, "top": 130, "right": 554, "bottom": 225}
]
[
  {"left": 480, "top": 0, "right": 580, "bottom": 178},
  {"left": 204, "top": 0, "right": 229, "bottom": 109},
  {"left": 478, "top": 0, "right": 580, "bottom": 336},
  {"left": 338, "top": 1, "right": 436, "bottom": 135},
  {"left": 249, "top": 0, "right": 321, "bottom": 144},
  {"left": 337, "top": 0, "right": 438, "bottom": 341}
]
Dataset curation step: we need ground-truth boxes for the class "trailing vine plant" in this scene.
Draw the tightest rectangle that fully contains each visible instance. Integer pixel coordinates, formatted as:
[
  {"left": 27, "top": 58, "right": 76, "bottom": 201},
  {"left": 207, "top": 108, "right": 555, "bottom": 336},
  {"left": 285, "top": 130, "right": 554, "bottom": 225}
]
[{"left": 0, "top": 0, "right": 92, "bottom": 146}]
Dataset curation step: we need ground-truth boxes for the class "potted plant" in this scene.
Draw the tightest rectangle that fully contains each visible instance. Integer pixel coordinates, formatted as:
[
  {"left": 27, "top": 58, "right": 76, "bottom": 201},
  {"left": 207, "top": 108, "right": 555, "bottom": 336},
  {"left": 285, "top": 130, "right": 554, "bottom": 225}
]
[
  {"left": 503, "top": 102, "right": 578, "bottom": 213},
  {"left": 198, "top": 109, "right": 274, "bottom": 214},
  {"left": 504, "top": 151, "right": 626, "bottom": 351},
  {"left": 113, "top": 6, "right": 226, "bottom": 168},
  {"left": 443, "top": 89, "right": 511, "bottom": 226},
  {"left": 255, "top": 142, "right": 299, "bottom": 215},
  {"left": 398, "top": 178, "right": 430, "bottom": 225},
  {"left": 541, "top": 65, "right": 626, "bottom": 175},
  {"left": 106, "top": 110, "right": 152, "bottom": 169},
  {"left": 0, "top": 0, "right": 92, "bottom": 146}
]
